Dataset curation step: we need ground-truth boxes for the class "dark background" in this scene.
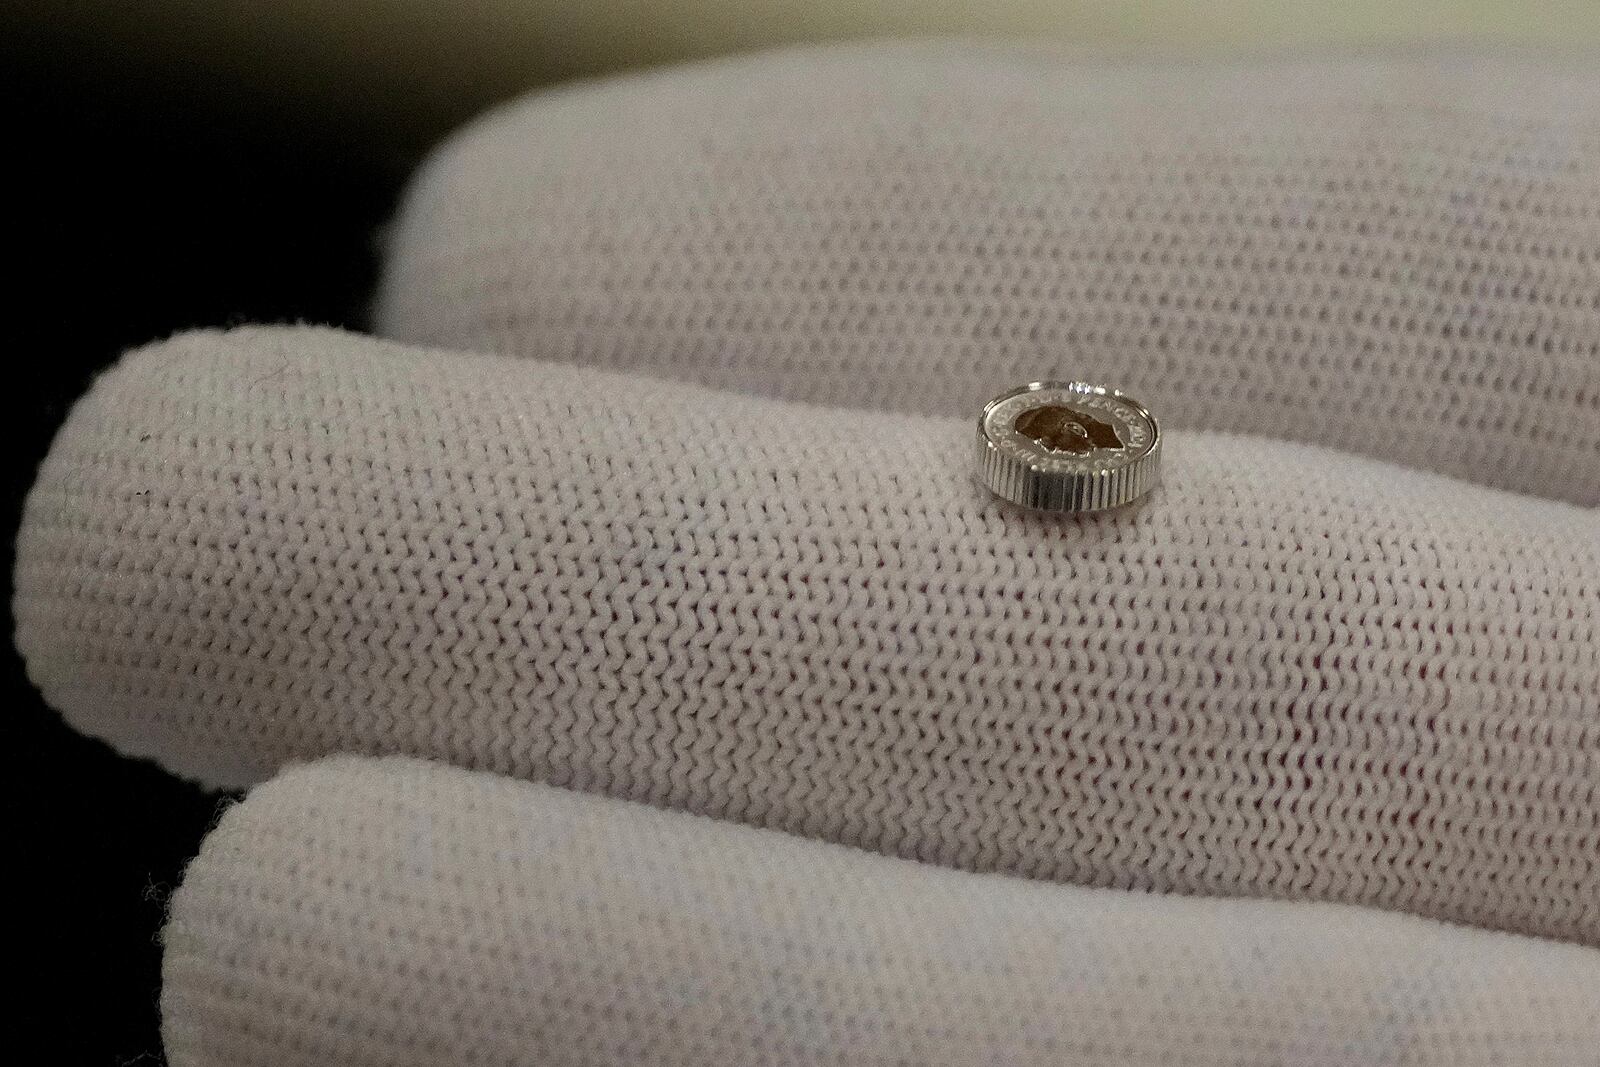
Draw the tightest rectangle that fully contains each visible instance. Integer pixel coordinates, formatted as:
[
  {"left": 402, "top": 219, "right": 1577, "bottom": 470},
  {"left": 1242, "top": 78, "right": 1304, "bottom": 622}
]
[{"left": 5, "top": 33, "right": 409, "bottom": 1064}]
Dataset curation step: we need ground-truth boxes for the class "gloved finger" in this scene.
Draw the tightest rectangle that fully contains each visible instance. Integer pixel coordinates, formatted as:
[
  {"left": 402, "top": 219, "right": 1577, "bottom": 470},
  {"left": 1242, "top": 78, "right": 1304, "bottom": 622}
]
[
  {"left": 377, "top": 44, "right": 1600, "bottom": 504},
  {"left": 162, "top": 755, "right": 1600, "bottom": 1067},
  {"left": 15, "top": 325, "right": 1598, "bottom": 945}
]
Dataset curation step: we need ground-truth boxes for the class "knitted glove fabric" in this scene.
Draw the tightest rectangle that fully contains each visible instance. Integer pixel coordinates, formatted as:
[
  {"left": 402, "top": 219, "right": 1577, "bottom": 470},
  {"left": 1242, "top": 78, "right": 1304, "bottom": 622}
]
[
  {"left": 379, "top": 43, "right": 1600, "bottom": 505},
  {"left": 13, "top": 43, "right": 1600, "bottom": 1067},
  {"left": 16, "top": 325, "right": 1598, "bottom": 945},
  {"left": 161, "top": 756, "right": 1600, "bottom": 1067}
]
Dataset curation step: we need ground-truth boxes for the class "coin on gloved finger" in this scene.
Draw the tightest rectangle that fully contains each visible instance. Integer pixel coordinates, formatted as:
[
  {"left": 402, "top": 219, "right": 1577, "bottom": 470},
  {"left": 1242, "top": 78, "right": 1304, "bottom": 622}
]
[{"left": 976, "top": 381, "right": 1161, "bottom": 513}]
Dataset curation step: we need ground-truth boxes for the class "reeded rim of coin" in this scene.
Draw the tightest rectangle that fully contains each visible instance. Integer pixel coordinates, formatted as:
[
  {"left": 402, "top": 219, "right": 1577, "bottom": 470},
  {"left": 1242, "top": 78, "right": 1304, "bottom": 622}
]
[{"left": 976, "top": 381, "right": 1161, "bottom": 513}]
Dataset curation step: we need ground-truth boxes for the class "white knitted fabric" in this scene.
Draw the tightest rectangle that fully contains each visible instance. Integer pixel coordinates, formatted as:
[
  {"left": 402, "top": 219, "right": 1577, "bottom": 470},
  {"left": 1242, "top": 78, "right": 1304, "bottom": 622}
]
[
  {"left": 379, "top": 44, "right": 1600, "bottom": 505},
  {"left": 15, "top": 46, "right": 1600, "bottom": 1063},
  {"left": 16, "top": 325, "right": 1598, "bottom": 945},
  {"left": 162, "top": 756, "right": 1600, "bottom": 1067}
]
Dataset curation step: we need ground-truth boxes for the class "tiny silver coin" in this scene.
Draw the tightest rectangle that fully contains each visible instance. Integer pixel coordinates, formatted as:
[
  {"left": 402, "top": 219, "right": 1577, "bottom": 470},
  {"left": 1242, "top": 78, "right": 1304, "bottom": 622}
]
[{"left": 976, "top": 382, "right": 1161, "bottom": 512}]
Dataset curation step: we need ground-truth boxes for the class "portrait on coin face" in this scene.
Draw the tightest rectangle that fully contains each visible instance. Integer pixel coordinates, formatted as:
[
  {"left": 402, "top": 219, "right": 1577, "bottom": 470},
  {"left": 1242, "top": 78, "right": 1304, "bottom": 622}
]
[{"left": 1013, "top": 404, "right": 1126, "bottom": 455}]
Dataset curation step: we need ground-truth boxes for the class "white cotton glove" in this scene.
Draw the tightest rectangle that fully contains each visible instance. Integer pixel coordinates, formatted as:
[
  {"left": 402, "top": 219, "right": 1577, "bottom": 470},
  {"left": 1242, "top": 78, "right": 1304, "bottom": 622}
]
[
  {"left": 163, "top": 756, "right": 1600, "bottom": 1067},
  {"left": 14, "top": 43, "right": 1600, "bottom": 1066}
]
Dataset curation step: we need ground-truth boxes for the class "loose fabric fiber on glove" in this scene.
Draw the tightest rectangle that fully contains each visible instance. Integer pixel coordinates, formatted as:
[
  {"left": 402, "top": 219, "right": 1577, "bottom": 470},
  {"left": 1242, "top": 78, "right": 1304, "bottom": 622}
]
[
  {"left": 161, "top": 755, "right": 1600, "bottom": 1067},
  {"left": 16, "top": 326, "right": 1598, "bottom": 945},
  {"left": 379, "top": 44, "right": 1600, "bottom": 505}
]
